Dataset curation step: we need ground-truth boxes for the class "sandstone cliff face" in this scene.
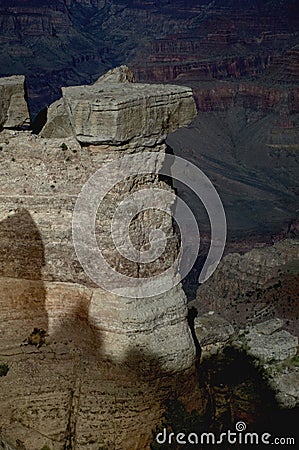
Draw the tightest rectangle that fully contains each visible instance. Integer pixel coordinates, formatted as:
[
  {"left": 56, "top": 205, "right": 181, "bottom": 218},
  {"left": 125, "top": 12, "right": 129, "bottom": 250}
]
[{"left": 0, "top": 71, "right": 201, "bottom": 449}]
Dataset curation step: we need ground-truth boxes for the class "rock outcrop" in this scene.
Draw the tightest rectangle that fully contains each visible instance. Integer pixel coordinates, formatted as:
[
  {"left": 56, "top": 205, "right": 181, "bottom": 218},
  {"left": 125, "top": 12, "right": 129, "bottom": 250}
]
[
  {"left": 235, "top": 318, "right": 299, "bottom": 408},
  {"left": 193, "top": 239, "right": 299, "bottom": 334},
  {"left": 192, "top": 313, "right": 299, "bottom": 410},
  {"left": 0, "top": 76, "right": 30, "bottom": 129},
  {"left": 40, "top": 64, "right": 196, "bottom": 146},
  {"left": 63, "top": 82, "right": 195, "bottom": 145},
  {"left": 39, "top": 98, "right": 73, "bottom": 138},
  {"left": 239, "top": 318, "right": 298, "bottom": 363},
  {"left": 94, "top": 64, "right": 135, "bottom": 84},
  {"left": 0, "top": 70, "right": 200, "bottom": 449},
  {"left": 194, "top": 312, "right": 235, "bottom": 359}
]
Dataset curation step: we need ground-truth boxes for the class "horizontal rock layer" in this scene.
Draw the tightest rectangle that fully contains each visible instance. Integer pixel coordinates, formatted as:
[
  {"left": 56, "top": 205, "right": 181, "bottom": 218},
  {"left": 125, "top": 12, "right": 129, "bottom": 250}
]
[
  {"left": 0, "top": 73, "right": 199, "bottom": 449},
  {"left": 61, "top": 82, "right": 196, "bottom": 145}
]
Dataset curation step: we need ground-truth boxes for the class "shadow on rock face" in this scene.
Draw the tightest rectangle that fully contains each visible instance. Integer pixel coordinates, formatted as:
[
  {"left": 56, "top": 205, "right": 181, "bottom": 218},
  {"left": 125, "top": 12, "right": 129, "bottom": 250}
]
[
  {"left": 0, "top": 208, "right": 48, "bottom": 338},
  {"left": 0, "top": 209, "right": 203, "bottom": 449},
  {"left": 199, "top": 347, "right": 299, "bottom": 438}
]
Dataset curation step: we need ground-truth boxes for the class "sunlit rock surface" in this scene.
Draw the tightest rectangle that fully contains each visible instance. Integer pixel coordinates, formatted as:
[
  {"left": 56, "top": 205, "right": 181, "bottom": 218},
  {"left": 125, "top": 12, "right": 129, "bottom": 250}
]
[
  {"left": 62, "top": 82, "right": 196, "bottom": 145},
  {"left": 0, "top": 71, "right": 200, "bottom": 449},
  {"left": 0, "top": 76, "right": 29, "bottom": 129},
  {"left": 235, "top": 318, "right": 299, "bottom": 408}
]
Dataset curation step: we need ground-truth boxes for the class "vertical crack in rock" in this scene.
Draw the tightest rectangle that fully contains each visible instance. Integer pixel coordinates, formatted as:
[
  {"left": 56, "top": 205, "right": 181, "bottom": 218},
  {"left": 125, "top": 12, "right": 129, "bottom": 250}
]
[{"left": 64, "top": 377, "right": 81, "bottom": 450}]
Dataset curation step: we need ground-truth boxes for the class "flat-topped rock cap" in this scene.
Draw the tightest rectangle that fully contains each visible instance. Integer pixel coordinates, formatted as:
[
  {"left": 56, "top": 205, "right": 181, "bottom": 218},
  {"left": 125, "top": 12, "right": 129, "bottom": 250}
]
[
  {"left": 62, "top": 81, "right": 196, "bottom": 145},
  {"left": 63, "top": 82, "right": 194, "bottom": 102}
]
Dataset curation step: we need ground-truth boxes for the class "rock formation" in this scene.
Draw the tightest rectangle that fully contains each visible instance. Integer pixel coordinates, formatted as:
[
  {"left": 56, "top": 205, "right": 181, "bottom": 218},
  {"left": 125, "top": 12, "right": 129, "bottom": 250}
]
[
  {"left": 39, "top": 98, "right": 73, "bottom": 138},
  {"left": 194, "top": 312, "right": 235, "bottom": 359},
  {"left": 61, "top": 81, "right": 196, "bottom": 146},
  {"left": 193, "top": 239, "right": 299, "bottom": 335},
  {"left": 192, "top": 311, "right": 299, "bottom": 410},
  {"left": 2, "top": 0, "right": 298, "bottom": 120},
  {"left": 40, "top": 64, "right": 196, "bottom": 146},
  {"left": 94, "top": 64, "right": 135, "bottom": 84},
  {"left": 235, "top": 318, "right": 299, "bottom": 408},
  {"left": 1, "top": 2, "right": 298, "bottom": 246},
  {"left": 0, "top": 76, "right": 30, "bottom": 129},
  {"left": 0, "top": 69, "right": 201, "bottom": 449}
]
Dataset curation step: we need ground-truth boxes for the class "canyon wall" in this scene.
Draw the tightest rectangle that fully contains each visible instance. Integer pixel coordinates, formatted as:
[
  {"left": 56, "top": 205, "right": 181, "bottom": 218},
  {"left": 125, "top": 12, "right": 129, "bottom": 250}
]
[{"left": 1, "top": 0, "right": 298, "bottom": 121}]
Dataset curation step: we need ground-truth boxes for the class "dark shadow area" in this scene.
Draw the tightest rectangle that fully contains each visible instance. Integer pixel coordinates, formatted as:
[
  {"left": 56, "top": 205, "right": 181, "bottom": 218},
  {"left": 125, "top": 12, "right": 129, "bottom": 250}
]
[
  {"left": 187, "top": 306, "right": 201, "bottom": 359},
  {"left": 0, "top": 208, "right": 47, "bottom": 334},
  {"left": 49, "top": 295, "right": 104, "bottom": 363},
  {"left": 31, "top": 107, "right": 47, "bottom": 135},
  {"left": 151, "top": 347, "right": 299, "bottom": 449},
  {"left": 162, "top": 143, "right": 212, "bottom": 302},
  {"left": 0, "top": 209, "right": 297, "bottom": 449},
  {"left": 200, "top": 348, "right": 299, "bottom": 445}
]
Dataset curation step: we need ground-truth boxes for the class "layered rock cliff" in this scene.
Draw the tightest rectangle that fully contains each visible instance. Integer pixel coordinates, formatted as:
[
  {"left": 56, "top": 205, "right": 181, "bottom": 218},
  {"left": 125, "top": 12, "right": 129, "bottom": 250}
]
[
  {"left": 2, "top": 0, "right": 297, "bottom": 248},
  {"left": 1, "top": 0, "right": 298, "bottom": 119},
  {"left": 0, "top": 70, "right": 202, "bottom": 450}
]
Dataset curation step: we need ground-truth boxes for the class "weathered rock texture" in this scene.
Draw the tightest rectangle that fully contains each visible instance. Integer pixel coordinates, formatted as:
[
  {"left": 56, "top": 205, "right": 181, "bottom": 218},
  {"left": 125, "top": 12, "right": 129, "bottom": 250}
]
[
  {"left": 241, "top": 319, "right": 298, "bottom": 363},
  {"left": 193, "top": 239, "right": 299, "bottom": 335},
  {"left": 40, "top": 64, "right": 196, "bottom": 146},
  {"left": 0, "top": 76, "right": 30, "bottom": 129},
  {"left": 94, "top": 64, "right": 136, "bottom": 84},
  {"left": 0, "top": 71, "right": 201, "bottom": 449},
  {"left": 235, "top": 319, "right": 299, "bottom": 408},
  {"left": 194, "top": 312, "right": 235, "bottom": 359},
  {"left": 40, "top": 98, "right": 73, "bottom": 138},
  {"left": 62, "top": 82, "right": 195, "bottom": 146},
  {"left": 0, "top": 434, "right": 16, "bottom": 450}
]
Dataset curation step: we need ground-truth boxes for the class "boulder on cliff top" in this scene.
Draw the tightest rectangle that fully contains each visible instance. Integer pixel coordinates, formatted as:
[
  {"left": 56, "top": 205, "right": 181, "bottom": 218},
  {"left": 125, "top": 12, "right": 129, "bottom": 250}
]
[
  {"left": 94, "top": 65, "right": 135, "bottom": 84},
  {"left": 39, "top": 98, "right": 73, "bottom": 139},
  {"left": 0, "top": 75, "right": 30, "bottom": 129}
]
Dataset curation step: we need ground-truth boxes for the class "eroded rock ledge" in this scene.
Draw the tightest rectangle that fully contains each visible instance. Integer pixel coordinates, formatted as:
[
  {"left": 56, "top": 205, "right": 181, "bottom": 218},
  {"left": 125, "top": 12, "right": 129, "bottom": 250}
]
[
  {"left": 40, "top": 65, "right": 196, "bottom": 147},
  {"left": 0, "top": 67, "right": 200, "bottom": 450}
]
